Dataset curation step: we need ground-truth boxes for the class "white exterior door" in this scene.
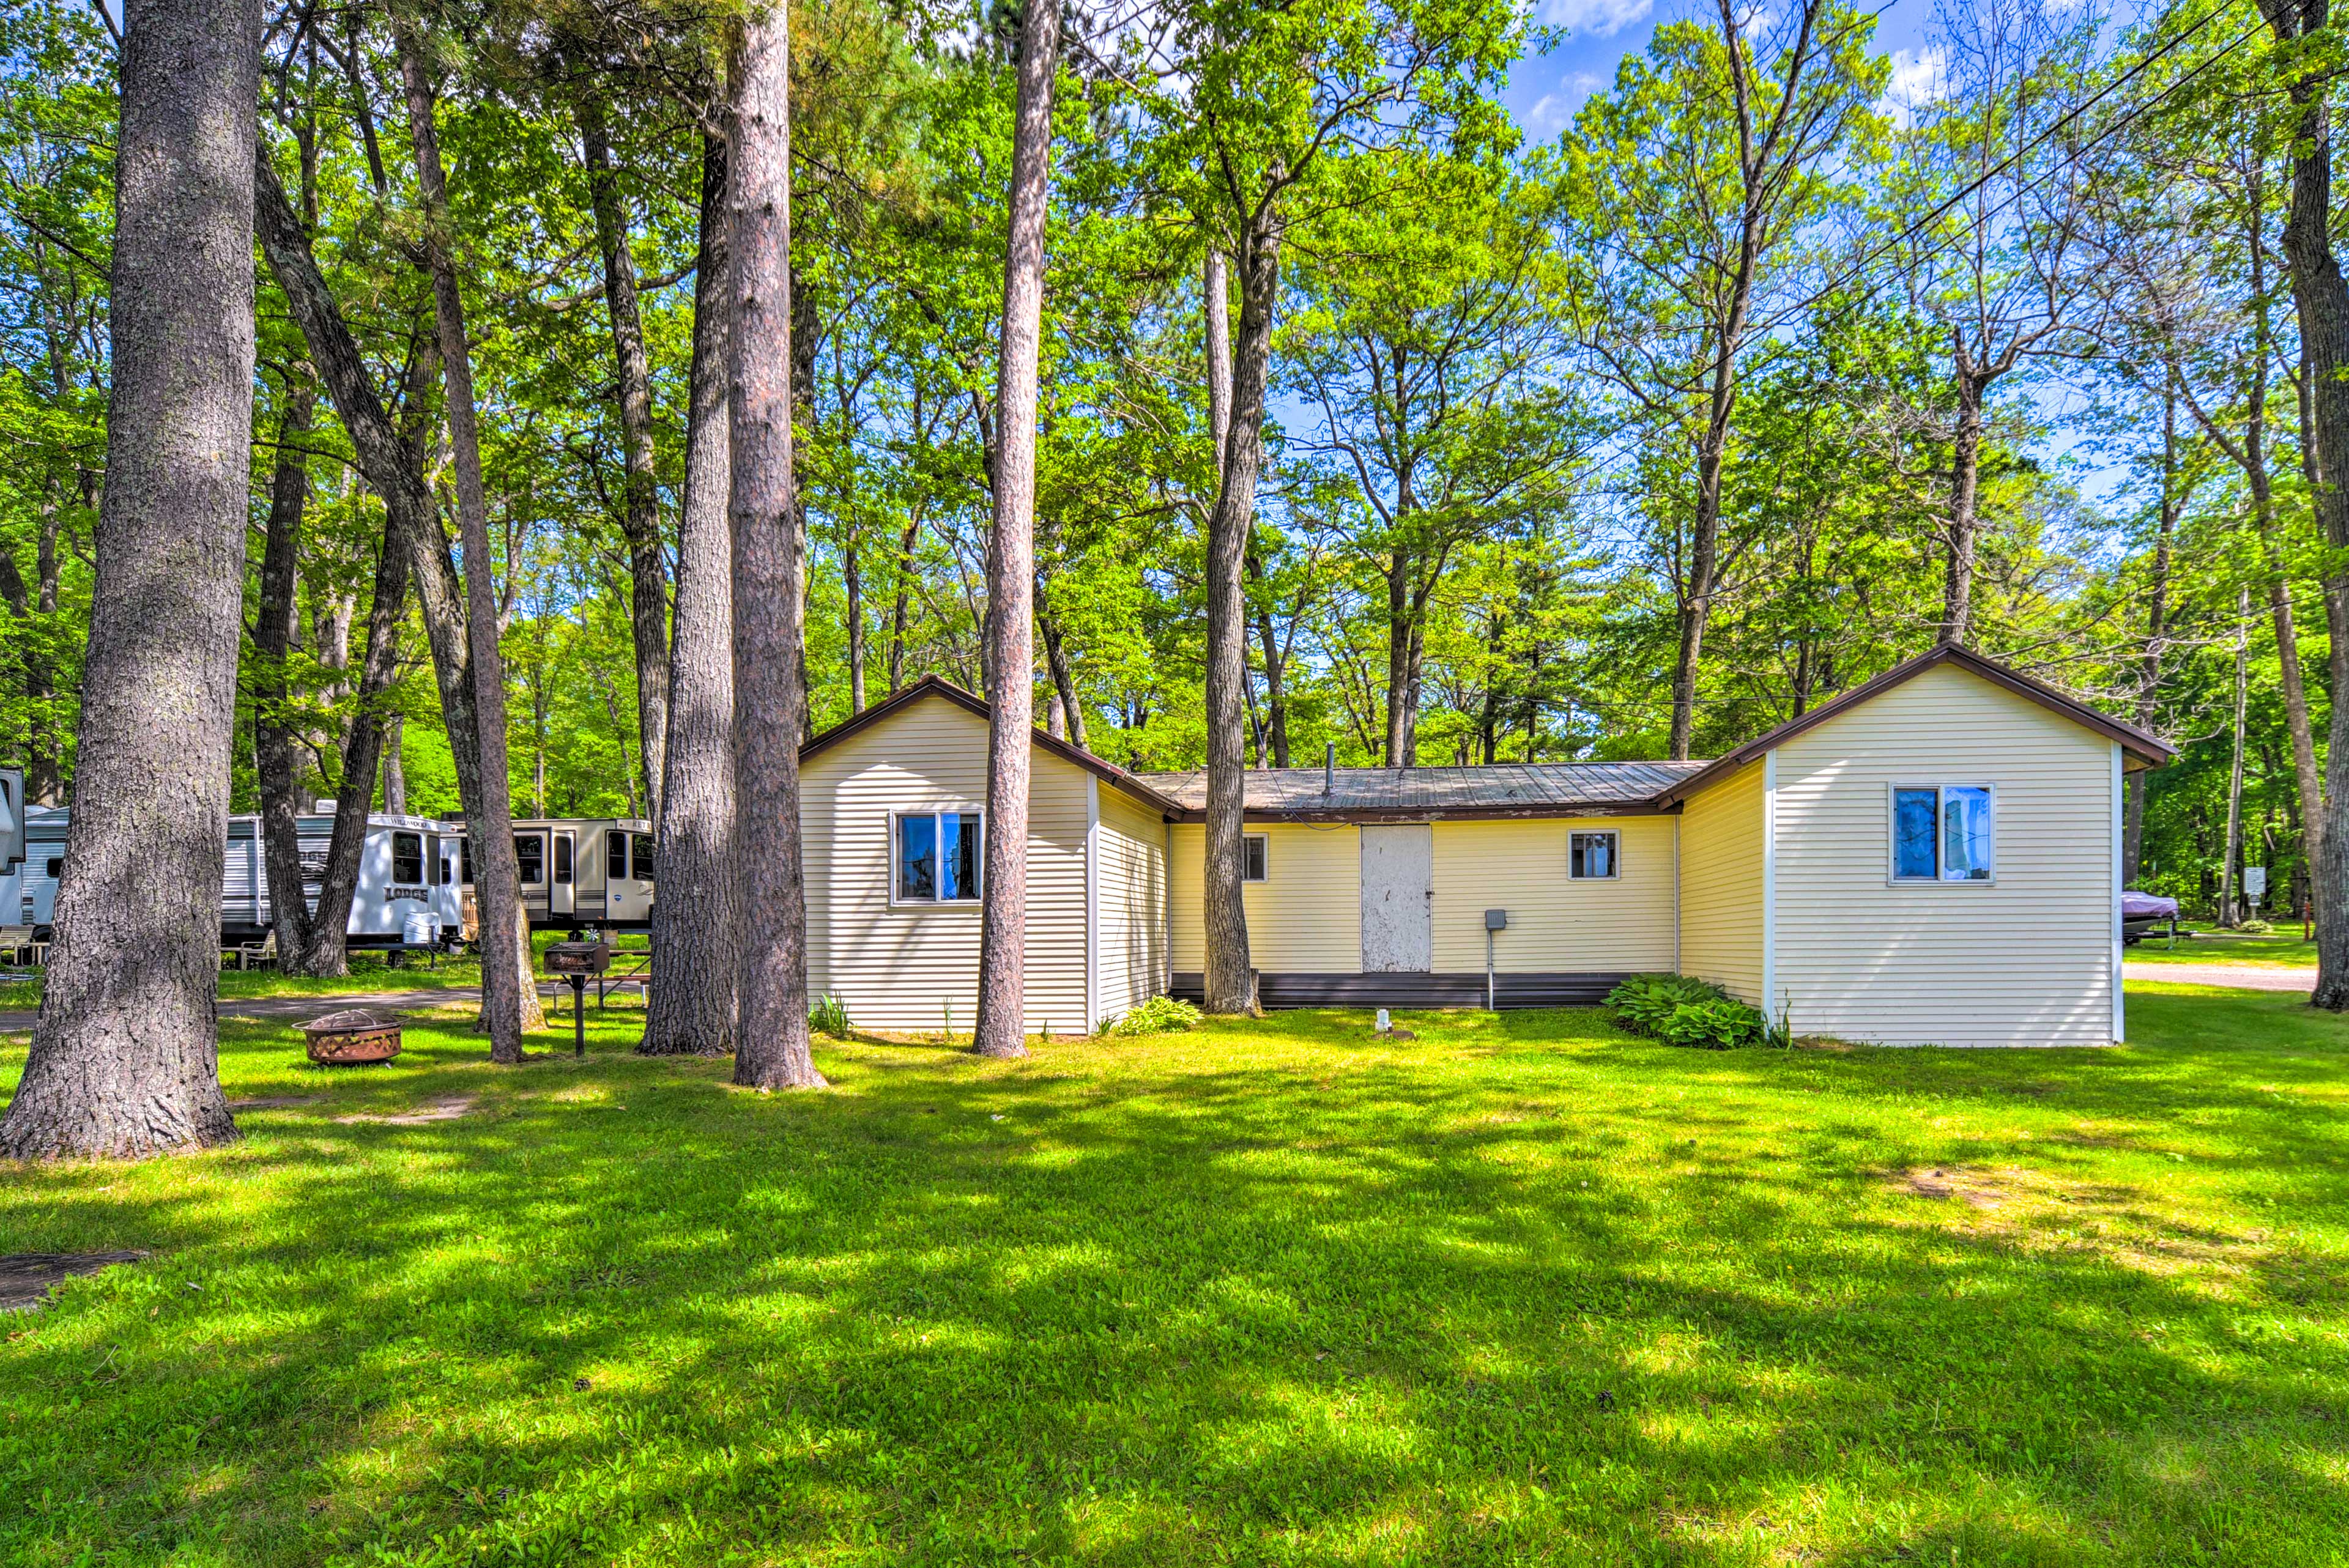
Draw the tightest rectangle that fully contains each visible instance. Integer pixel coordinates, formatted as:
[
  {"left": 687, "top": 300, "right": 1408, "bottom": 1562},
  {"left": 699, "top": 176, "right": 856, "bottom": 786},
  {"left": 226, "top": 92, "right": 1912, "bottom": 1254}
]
[{"left": 1360, "top": 824, "right": 1433, "bottom": 972}]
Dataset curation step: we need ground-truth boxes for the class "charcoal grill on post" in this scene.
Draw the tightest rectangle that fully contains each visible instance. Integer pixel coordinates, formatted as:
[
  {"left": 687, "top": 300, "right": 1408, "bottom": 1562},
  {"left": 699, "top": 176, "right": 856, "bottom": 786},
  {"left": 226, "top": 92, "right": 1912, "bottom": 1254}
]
[
  {"left": 301, "top": 1010, "right": 403, "bottom": 1065},
  {"left": 544, "top": 939, "right": 613, "bottom": 1057}
]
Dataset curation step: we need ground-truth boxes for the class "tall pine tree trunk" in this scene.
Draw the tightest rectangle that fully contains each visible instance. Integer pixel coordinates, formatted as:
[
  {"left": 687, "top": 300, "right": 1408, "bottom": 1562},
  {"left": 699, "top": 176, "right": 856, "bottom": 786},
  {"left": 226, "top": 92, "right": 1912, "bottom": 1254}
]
[
  {"left": 251, "top": 156, "right": 535, "bottom": 1020},
  {"left": 1203, "top": 211, "right": 1279, "bottom": 1015},
  {"left": 1, "top": 0, "right": 258, "bottom": 1159},
  {"left": 2221, "top": 585, "right": 2250, "bottom": 926},
  {"left": 303, "top": 516, "right": 410, "bottom": 974},
  {"left": 381, "top": 713, "right": 406, "bottom": 813},
  {"left": 1940, "top": 363, "right": 1991, "bottom": 648},
  {"left": 578, "top": 90, "right": 671, "bottom": 818},
  {"left": 2124, "top": 372, "right": 2179, "bottom": 883},
  {"left": 645, "top": 130, "right": 743, "bottom": 1058},
  {"left": 729, "top": 11, "right": 823, "bottom": 1089},
  {"left": 396, "top": 23, "right": 529, "bottom": 1059},
  {"left": 256, "top": 372, "right": 321, "bottom": 971},
  {"left": 2260, "top": 0, "right": 2349, "bottom": 1008},
  {"left": 973, "top": 0, "right": 1061, "bottom": 1059}
]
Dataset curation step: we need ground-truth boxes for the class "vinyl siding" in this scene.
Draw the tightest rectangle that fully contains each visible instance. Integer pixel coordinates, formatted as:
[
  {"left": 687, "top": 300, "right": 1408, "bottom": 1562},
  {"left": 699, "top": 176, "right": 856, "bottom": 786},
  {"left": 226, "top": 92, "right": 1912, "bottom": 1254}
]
[
  {"left": 1095, "top": 783, "right": 1169, "bottom": 1025},
  {"left": 1677, "top": 761, "right": 1765, "bottom": 1002},
  {"left": 1169, "top": 821, "right": 1362, "bottom": 973},
  {"left": 1428, "top": 817, "right": 1676, "bottom": 972},
  {"left": 800, "top": 696, "right": 1090, "bottom": 1034},
  {"left": 1772, "top": 662, "right": 2116, "bottom": 1046}
]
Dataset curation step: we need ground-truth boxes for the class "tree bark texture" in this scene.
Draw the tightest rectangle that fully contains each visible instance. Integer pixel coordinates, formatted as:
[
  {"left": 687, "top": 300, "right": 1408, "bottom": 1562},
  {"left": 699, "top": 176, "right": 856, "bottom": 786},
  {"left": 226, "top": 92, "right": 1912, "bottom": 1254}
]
[
  {"left": 2123, "top": 374, "right": 2178, "bottom": 883},
  {"left": 1939, "top": 365, "right": 1991, "bottom": 647},
  {"left": 396, "top": 26, "right": 529, "bottom": 1059},
  {"left": 303, "top": 517, "right": 411, "bottom": 974},
  {"left": 380, "top": 712, "right": 406, "bottom": 813},
  {"left": 577, "top": 89, "right": 671, "bottom": 819},
  {"left": 729, "top": 13, "right": 823, "bottom": 1089},
  {"left": 2221, "top": 586, "right": 2250, "bottom": 926},
  {"left": 250, "top": 155, "right": 538, "bottom": 1025},
  {"left": 256, "top": 373, "right": 322, "bottom": 971},
  {"left": 2259, "top": 0, "right": 2349, "bottom": 1007},
  {"left": 973, "top": 0, "right": 1060, "bottom": 1057},
  {"left": 0, "top": 0, "right": 258, "bottom": 1160},
  {"left": 1202, "top": 215, "right": 1279, "bottom": 1014},
  {"left": 644, "top": 130, "right": 743, "bottom": 1058}
]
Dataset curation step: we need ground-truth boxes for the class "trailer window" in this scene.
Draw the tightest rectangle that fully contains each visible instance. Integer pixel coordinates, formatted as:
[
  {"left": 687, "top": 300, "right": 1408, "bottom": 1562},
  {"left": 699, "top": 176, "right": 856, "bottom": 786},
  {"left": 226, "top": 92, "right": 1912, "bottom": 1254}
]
[
  {"left": 606, "top": 829, "right": 627, "bottom": 879},
  {"left": 631, "top": 833, "right": 655, "bottom": 882},
  {"left": 429, "top": 836, "right": 446, "bottom": 885},
  {"left": 554, "top": 834, "right": 573, "bottom": 884},
  {"left": 514, "top": 834, "right": 544, "bottom": 885},
  {"left": 894, "top": 812, "right": 981, "bottom": 904},
  {"left": 391, "top": 832, "right": 425, "bottom": 884},
  {"left": 458, "top": 838, "right": 473, "bottom": 886},
  {"left": 44, "top": 857, "right": 59, "bottom": 879}
]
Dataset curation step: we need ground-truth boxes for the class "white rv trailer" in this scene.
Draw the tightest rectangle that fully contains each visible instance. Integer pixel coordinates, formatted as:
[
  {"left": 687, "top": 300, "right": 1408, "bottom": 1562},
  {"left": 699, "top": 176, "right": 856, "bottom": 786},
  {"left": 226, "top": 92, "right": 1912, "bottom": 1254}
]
[
  {"left": 10, "top": 806, "right": 467, "bottom": 945},
  {"left": 450, "top": 818, "right": 656, "bottom": 933}
]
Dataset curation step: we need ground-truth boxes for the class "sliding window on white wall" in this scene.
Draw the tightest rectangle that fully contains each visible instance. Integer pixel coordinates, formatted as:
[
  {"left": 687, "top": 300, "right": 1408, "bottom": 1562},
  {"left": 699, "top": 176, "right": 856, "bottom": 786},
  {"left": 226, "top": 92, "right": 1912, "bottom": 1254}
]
[
  {"left": 1889, "top": 785, "right": 1994, "bottom": 883},
  {"left": 894, "top": 811, "right": 982, "bottom": 904}
]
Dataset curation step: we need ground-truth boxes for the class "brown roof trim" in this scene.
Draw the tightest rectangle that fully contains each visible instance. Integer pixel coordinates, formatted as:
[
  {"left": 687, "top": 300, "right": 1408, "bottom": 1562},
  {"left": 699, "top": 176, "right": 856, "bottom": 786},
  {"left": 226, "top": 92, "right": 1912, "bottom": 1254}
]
[
  {"left": 798, "top": 675, "right": 1187, "bottom": 818},
  {"left": 1650, "top": 643, "right": 2175, "bottom": 807},
  {"left": 1198, "top": 801, "right": 1677, "bottom": 825}
]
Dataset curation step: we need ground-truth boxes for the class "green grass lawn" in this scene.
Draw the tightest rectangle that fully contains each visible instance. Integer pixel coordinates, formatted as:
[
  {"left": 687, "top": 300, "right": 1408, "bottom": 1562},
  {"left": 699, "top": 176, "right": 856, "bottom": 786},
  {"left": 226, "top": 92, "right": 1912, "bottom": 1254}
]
[
  {"left": 2124, "top": 924, "right": 2318, "bottom": 967},
  {"left": 0, "top": 931, "right": 648, "bottom": 1009},
  {"left": 2, "top": 987, "right": 2345, "bottom": 1565}
]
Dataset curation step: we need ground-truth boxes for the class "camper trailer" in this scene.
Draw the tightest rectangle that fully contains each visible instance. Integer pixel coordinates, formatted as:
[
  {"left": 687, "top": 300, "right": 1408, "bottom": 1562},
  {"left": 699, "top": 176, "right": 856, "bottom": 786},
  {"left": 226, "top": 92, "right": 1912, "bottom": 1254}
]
[
  {"left": 450, "top": 818, "right": 656, "bottom": 934},
  {"left": 10, "top": 806, "right": 467, "bottom": 947}
]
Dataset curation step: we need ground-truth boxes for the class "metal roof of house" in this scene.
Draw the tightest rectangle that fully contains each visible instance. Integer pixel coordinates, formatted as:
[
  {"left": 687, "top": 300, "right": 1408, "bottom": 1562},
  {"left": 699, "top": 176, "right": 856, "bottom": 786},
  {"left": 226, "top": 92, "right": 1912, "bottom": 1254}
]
[{"left": 1134, "top": 761, "right": 1708, "bottom": 821}]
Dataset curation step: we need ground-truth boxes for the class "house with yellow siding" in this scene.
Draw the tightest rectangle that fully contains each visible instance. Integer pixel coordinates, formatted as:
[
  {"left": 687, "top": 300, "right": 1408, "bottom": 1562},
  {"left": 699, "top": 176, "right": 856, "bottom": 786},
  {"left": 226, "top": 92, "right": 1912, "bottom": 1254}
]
[{"left": 798, "top": 646, "right": 2169, "bottom": 1046}]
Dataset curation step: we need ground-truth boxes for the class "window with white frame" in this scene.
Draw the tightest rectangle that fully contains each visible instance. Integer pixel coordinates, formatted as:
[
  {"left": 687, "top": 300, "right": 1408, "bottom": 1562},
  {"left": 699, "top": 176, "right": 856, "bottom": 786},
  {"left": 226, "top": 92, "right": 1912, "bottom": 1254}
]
[
  {"left": 1569, "top": 830, "right": 1619, "bottom": 879},
  {"left": 1891, "top": 785, "right": 1994, "bottom": 882},
  {"left": 896, "top": 811, "right": 982, "bottom": 903},
  {"left": 1242, "top": 834, "right": 1268, "bottom": 882}
]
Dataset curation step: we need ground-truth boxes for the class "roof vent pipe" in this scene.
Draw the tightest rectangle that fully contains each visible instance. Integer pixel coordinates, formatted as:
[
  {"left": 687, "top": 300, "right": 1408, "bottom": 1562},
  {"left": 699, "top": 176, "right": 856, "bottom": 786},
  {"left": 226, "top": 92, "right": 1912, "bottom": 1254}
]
[{"left": 1324, "top": 742, "right": 1335, "bottom": 795}]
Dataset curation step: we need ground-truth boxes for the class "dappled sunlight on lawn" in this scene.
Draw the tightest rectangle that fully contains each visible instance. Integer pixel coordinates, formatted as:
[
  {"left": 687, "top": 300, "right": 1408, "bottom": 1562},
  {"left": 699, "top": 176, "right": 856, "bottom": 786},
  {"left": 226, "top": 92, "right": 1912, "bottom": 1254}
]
[{"left": 2, "top": 989, "right": 2346, "bottom": 1563}]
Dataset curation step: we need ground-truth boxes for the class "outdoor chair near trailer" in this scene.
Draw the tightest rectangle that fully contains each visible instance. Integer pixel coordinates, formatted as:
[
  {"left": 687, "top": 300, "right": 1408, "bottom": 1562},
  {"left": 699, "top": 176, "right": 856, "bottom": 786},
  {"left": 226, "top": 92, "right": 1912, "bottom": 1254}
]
[{"left": 449, "top": 818, "right": 655, "bottom": 936}]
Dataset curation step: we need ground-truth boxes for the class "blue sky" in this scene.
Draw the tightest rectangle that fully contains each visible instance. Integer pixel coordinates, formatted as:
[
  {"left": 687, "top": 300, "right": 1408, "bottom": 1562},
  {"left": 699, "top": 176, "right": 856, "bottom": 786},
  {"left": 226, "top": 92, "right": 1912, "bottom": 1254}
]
[{"left": 1499, "top": 0, "right": 1942, "bottom": 145}]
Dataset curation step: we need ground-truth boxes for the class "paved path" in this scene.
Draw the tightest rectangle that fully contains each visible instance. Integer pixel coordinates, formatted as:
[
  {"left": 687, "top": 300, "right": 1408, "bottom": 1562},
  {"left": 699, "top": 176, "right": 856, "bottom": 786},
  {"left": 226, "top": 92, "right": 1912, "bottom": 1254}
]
[
  {"left": 0, "top": 984, "right": 601, "bottom": 1033},
  {"left": 2124, "top": 963, "right": 2314, "bottom": 993}
]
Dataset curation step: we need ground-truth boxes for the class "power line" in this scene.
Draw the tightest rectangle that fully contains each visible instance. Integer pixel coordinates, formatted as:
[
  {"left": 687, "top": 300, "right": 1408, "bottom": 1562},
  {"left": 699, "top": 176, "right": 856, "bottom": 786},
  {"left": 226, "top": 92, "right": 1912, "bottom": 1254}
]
[{"left": 1784, "top": 0, "right": 2261, "bottom": 328}]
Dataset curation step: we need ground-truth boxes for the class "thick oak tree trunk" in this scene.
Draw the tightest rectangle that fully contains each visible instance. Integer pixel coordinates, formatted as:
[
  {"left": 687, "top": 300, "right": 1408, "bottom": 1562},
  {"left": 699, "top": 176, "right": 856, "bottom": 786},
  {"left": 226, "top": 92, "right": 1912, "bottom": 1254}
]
[
  {"left": 973, "top": 0, "right": 1061, "bottom": 1059},
  {"left": 729, "top": 13, "right": 824, "bottom": 1089},
  {"left": 644, "top": 131, "right": 743, "bottom": 1058},
  {"left": 578, "top": 90, "right": 671, "bottom": 818},
  {"left": 396, "top": 27, "right": 529, "bottom": 1060},
  {"left": 0, "top": 0, "right": 258, "bottom": 1160},
  {"left": 1202, "top": 215, "right": 1280, "bottom": 1015}
]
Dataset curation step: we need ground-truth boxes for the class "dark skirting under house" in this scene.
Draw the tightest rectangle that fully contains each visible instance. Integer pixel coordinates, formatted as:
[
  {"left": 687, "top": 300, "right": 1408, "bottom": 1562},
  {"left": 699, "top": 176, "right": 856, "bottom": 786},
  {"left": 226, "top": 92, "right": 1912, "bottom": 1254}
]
[{"left": 1167, "top": 972, "right": 1634, "bottom": 1010}]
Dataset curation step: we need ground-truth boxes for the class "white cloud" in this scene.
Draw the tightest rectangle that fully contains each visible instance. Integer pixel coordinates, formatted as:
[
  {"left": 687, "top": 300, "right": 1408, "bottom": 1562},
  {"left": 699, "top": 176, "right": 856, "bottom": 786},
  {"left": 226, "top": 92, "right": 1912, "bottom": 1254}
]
[
  {"left": 1524, "top": 73, "right": 1606, "bottom": 135},
  {"left": 1881, "top": 46, "right": 1948, "bottom": 128},
  {"left": 1537, "top": 0, "right": 1655, "bottom": 39}
]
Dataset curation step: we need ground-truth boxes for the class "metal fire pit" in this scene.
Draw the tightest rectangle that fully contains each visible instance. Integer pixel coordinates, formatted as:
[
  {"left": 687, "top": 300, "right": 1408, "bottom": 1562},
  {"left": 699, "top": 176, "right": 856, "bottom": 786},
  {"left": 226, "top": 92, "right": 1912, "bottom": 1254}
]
[{"left": 301, "top": 1009, "right": 403, "bottom": 1065}]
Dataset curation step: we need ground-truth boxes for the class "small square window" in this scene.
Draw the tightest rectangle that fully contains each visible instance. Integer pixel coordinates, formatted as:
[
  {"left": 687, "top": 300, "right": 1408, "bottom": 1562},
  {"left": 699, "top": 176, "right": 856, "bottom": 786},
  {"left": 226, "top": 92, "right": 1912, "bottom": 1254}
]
[
  {"left": 514, "top": 834, "right": 544, "bottom": 886},
  {"left": 1891, "top": 785, "right": 1994, "bottom": 882},
  {"left": 1242, "top": 834, "right": 1268, "bottom": 882},
  {"left": 1569, "top": 830, "right": 1618, "bottom": 879},
  {"left": 896, "top": 812, "right": 982, "bottom": 903}
]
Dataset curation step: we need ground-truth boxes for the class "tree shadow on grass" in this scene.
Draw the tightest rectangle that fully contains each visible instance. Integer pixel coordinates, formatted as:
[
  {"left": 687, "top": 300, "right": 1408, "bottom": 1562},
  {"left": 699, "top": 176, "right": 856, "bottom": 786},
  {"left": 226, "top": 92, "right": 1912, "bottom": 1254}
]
[{"left": 1, "top": 999, "right": 2345, "bottom": 1564}]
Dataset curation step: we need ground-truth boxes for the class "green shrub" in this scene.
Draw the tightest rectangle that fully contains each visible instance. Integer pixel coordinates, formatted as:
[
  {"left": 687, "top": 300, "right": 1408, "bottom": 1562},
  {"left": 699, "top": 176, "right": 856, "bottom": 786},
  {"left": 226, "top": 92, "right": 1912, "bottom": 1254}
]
[
  {"left": 1104, "top": 995, "right": 1204, "bottom": 1037},
  {"left": 2239, "top": 918, "right": 2276, "bottom": 935},
  {"left": 1606, "top": 973, "right": 1766, "bottom": 1049},
  {"left": 809, "top": 993, "right": 852, "bottom": 1037}
]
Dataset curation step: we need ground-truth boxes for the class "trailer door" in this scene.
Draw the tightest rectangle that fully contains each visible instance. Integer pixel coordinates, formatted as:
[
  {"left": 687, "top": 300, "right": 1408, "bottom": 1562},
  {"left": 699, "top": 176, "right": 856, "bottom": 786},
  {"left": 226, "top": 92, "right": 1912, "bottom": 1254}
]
[{"left": 551, "top": 830, "right": 576, "bottom": 916}]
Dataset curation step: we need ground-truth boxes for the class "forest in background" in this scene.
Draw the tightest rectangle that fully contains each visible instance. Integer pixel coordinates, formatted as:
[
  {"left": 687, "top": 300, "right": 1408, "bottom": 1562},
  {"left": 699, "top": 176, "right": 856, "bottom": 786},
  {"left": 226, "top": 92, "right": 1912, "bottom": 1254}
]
[{"left": 0, "top": 0, "right": 2318, "bottom": 922}]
